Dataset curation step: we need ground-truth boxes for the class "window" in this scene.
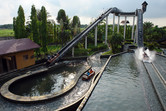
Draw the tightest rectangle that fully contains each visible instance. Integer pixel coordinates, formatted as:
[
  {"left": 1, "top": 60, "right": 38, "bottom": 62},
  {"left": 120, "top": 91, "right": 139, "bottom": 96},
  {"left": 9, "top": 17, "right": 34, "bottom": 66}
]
[
  {"left": 30, "top": 55, "right": 34, "bottom": 59},
  {"left": 23, "top": 55, "right": 28, "bottom": 60}
]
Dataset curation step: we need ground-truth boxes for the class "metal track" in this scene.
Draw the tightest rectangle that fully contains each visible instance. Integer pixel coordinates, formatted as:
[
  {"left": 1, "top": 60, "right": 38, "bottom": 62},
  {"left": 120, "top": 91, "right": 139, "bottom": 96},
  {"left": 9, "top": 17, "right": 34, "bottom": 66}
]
[
  {"left": 143, "top": 62, "right": 166, "bottom": 111},
  {"left": 151, "top": 63, "right": 166, "bottom": 88}
]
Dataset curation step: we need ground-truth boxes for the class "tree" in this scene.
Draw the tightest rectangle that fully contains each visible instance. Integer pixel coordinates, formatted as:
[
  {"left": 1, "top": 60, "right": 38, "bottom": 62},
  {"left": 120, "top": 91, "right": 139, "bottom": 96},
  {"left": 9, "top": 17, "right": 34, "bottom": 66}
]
[
  {"left": 13, "top": 5, "right": 26, "bottom": 39},
  {"left": 57, "top": 9, "right": 67, "bottom": 24},
  {"left": 71, "top": 16, "right": 80, "bottom": 36},
  {"left": 143, "top": 22, "right": 154, "bottom": 42},
  {"left": 40, "top": 6, "right": 48, "bottom": 53},
  {"left": 31, "top": 5, "right": 40, "bottom": 56},
  {"left": 108, "top": 32, "right": 124, "bottom": 53},
  {"left": 47, "top": 20, "right": 55, "bottom": 44},
  {"left": 13, "top": 17, "right": 18, "bottom": 38},
  {"left": 17, "top": 5, "right": 25, "bottom": 38},
  {"left": 57, "top": 9, "right": 71, "bottom": 45},
  {"left": 53, "top": 23, "right": 58, "bottom": 43}
]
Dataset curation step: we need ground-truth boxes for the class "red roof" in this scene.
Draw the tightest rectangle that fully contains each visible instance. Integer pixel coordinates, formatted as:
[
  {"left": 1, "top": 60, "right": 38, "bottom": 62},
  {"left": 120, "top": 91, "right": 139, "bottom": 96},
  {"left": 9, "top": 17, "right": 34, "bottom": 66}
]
[{"left": 0, "top": 38, "right": 40, "bottom": 56}]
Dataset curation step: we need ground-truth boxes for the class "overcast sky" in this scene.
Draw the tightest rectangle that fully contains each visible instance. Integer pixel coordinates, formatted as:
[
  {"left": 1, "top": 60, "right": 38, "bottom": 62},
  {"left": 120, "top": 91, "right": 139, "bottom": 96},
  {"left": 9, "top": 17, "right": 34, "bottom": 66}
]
[{"left": 0, "top": 0, "right": 166, "bottom": 27}]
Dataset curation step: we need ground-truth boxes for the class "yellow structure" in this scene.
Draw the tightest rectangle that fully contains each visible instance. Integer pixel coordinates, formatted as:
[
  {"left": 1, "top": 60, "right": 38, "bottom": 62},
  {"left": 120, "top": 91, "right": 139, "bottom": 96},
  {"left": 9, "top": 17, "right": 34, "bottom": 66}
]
[{"left": 0, "top": 38, "right": 40, "bottom": 74}]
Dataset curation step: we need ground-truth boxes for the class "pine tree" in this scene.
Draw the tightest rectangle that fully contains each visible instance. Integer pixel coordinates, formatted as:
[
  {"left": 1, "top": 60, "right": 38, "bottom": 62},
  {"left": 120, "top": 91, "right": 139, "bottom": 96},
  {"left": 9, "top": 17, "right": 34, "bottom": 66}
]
[
  {"left": 13, "top": 17, "right": 18, "bottom": 38},
  {"left": 31, "top": 5, "right": 40, "bottom": 56},
  {"left": 13, "top": 5, "right": 25, "bottom": 39},
  {"left": 17, "top": 5, "right": 25, "bottom": 38},
  {"left": 40, "top": 6, "right": 47, "bottom": 53}
]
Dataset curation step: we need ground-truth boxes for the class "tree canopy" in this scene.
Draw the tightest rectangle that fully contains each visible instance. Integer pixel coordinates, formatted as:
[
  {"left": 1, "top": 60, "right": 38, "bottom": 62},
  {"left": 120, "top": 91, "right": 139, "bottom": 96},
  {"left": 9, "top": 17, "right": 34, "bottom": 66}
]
[
  {"left": 40, "top": 6, "right": 48, "bottom": 53},
  {"left": 31, "top": 5, "right": 40, "bottom": 55},
  {"left": 13, "top": 5, "right": 25, "bottom": 39},
  {"left": 109, "top": 32, "right": 124, "bottom": 53},
  {"left": 56, "top": 9, "right": 67, "bottom": 24}
]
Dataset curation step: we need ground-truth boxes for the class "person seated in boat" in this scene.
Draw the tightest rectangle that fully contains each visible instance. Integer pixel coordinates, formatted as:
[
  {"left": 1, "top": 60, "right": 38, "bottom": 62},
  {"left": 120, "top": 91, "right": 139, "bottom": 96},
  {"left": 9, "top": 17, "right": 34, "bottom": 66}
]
[
  {"left": 89, "top": 69, "right": 93, "bottom": 73},
  {"left": 48, "top": 53, "right": 59, "bottom": 63},
  {"left": 143, "top": 52, "right": 148, "bottom": 58},
  {"left": 87, "top": 71, "right": 90, "bottom": 76},
  {"left": 86, "top": 69, "right": 93, "bottom": 76},
  {"left": 47, "top": 55, "right": 51, "bottom": 60}
]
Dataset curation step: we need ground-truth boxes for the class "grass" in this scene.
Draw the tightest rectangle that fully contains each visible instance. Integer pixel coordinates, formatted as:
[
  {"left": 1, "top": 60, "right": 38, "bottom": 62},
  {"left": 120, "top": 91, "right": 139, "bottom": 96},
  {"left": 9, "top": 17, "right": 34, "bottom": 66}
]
[
  {"left": 47, "top": 45, "right": 62, "bottom": 54},
  {"left": 102, "top": 50, "right": 113, "bottom": 55},
  {"left": 0, "top": 29, "right": 14, "bottom": 37}
]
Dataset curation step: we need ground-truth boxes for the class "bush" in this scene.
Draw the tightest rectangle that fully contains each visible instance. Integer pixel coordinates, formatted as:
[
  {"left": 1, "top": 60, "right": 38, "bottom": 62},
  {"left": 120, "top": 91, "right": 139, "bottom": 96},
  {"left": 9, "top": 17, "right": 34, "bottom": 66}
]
[
  {"left": 145, "top": 42, "right": 159, "bottom": 50},
  {"left": 108, "top": 32, "right": 124, "bottom": 53},
  {"left": 88, "top": 43, "right": 108, "bottom": 52},
  {"left": 74, "top": 48, "right": 89, "bottom": 56},
  {"left": 124, "top": 39, "right": 134, "bottom": 44}
]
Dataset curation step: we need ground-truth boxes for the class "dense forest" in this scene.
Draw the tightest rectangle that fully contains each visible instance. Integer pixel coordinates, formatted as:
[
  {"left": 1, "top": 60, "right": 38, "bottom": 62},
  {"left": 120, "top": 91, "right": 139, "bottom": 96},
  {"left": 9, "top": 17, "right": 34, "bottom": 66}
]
[{"left": 0, "top": 24, "right": 13, "bottom": 29}]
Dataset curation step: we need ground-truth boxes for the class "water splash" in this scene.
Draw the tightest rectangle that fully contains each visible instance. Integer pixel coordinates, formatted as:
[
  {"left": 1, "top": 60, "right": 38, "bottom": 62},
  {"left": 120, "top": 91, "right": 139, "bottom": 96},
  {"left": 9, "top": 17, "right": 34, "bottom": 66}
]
[{"left": 135, "top": 47, "right": 156, "bottom": 63}]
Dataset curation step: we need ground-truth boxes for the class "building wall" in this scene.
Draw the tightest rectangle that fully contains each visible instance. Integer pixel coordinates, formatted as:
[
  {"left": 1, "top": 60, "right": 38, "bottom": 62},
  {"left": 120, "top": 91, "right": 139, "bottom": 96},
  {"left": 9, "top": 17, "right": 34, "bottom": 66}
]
[
  {"left": 0, "top": 50, "right": 36, "bottom": 74},
  {"left": 15, "top": 50, "right": 35, "bottom": 69},
  {"left": 0, "top": 49, "right": 35, "bottom": 71}
]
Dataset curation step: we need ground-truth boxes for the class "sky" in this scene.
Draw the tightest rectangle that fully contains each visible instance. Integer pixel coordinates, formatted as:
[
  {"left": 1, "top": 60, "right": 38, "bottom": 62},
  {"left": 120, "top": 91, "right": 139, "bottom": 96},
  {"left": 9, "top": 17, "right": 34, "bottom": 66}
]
[{"left": 0, "top": 0, "right": 166, "bottom": 27}]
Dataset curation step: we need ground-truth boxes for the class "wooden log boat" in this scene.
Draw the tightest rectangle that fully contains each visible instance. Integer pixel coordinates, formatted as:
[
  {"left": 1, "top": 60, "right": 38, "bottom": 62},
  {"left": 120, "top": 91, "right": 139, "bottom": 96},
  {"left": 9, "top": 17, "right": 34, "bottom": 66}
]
[{"left": 82, "top": 70, "right": 95, "bottom": 81}]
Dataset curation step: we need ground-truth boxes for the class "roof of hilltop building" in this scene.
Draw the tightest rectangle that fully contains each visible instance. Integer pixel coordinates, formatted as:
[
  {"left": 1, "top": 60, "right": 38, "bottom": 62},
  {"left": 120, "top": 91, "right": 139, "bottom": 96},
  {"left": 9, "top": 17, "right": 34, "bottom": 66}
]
[{"left": 0, "top": 38, "right": 40, "bottom": 56}]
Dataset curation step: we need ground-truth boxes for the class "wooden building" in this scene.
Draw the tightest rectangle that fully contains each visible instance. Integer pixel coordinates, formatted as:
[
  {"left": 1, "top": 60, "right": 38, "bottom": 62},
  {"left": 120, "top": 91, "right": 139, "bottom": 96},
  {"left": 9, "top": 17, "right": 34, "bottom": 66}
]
[{"left": 0, "top": 38, "right": 40, "bottom": 74}]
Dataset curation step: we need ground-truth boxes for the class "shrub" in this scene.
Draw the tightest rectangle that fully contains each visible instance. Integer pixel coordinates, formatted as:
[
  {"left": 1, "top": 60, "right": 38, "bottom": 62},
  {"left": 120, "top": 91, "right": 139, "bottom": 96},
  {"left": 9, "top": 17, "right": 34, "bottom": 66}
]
[{"left": 108, "top": 32, "right": 124, "bottom": 53}]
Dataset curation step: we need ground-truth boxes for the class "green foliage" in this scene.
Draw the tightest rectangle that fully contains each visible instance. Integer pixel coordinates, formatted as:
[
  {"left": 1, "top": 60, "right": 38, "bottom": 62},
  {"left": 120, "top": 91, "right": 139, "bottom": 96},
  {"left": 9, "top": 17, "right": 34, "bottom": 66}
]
[
  {"left": 72, "top": 16, "right": 80, "bottom": 28},
  {"left": 108, "top": 32, "right": 124, "bottom": 53},
  {"left": 0, "top": 29, "right": 14, "bottom": 37},
  {"left": 56, "top": 9, "right": 67, "bottom": 24},
  {"left": 124, "top": 39, "right": 134, "bottom": 44},
  {"left": 57, "top": 9, "right": 72, "bottom": 46},
  {"left": 144, "top": 42, "right": 160, "bottom": 50},
  {"left": 47, "top": 45, "right": 61, "bottom": 54},
  {"left": 74, "top": 48, "right": 89, "bottom": 56},
  {"left": 88, "top": 43, "right": 108, "bottom": 52},
  {"left": 0, "top": 24, "right": 13, "bottom": 29},
  {"left": 102, "top": 50, "right": 113, "bottom": 55},
  {"left": 31, "top": 5, "right": 40, "bottom": 55},
  {"left": 143, "top": 21, "right": 166, "bottom": 50},
  {"left": 47, "top": 21, "right": 55, "bottom": 44},
  {"left": 143, "top": 22, "right": 166, "bottom": 42},
  {"left": 40, "top": 6, "right": 48, "bottom": 53},
  {"left": 71, "top": 16, "right": 81, "bottom": 36},
  {"left": 15, "top": 5, "right": 26, "bottom": 39},
  {"left": 97, "top": 25, "right": 105, "bottom": 42}
]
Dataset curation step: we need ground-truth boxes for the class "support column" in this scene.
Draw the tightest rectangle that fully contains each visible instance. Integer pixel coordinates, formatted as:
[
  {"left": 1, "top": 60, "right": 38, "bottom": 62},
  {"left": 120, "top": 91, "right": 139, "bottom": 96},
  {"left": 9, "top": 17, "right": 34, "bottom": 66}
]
[
  {"left": 95, "top": 26, "right": 98, "bottom": 46},
  {"left": 113, "top": 13, "right": 115, "bottom": 32},
  {"left": 131, "top": 16, "right": 135, "bottom": 40},
  {"left": 85, "top": 36, "right": 87, "bottom": 49},
  {"left": 117, "top": 15, "right": 120, "bottom": 33},
  {"left": 134, "top": 16, "right": 138, "bottom": 44},
  {"left": 105, "top": 16, "right": 108, "bottom": 44},
  {"left": 72, "top": 47, "right": 74, "bottom": 57},
  {"left": 123, "top": 16, "right": 127, "bottom": 39}
]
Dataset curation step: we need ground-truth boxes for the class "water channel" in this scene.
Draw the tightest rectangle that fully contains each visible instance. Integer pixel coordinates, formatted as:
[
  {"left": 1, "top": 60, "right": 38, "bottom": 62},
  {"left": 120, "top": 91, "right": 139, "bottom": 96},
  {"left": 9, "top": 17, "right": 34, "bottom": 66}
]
[
  {"left": 0, "top": 53, "right": 164, "bottom": 111},
  {"left": 9, "top": 61, "right": 85, "bottom": 96},
  {"left": 83, "top": 53, "right": 163, "bottom": 111},
  {"left": 0, "top": 60, "right": 91, "bottom": 111}
]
